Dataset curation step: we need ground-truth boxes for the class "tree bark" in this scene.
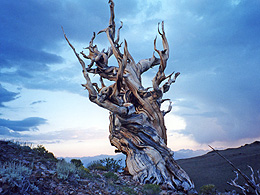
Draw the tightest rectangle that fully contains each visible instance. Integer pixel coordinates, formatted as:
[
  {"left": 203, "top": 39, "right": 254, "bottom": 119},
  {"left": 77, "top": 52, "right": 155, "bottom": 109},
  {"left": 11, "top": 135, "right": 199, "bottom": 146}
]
[{"left": 63, "top": 0, "right": 195, "bottom": 192}]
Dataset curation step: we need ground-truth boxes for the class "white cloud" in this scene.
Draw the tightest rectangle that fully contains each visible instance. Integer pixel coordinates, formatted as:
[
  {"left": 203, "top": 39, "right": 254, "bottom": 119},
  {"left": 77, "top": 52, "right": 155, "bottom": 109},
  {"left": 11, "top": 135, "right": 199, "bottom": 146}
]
[
  {"left": 44, "top": 139, "right": 115, "bottom": 157},
  {"left": 165, "top": 113, "right": 186, "bottom": 131},
  {"left": 167, "top": 131, "right": 208, "bottom": 151}
]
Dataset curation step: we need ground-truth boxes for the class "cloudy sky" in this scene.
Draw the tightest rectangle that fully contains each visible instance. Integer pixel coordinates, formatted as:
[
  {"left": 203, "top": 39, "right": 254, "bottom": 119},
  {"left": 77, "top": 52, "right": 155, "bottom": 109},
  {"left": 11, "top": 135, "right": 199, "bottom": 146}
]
[{"left": 1, "top": 0, "right": 259, "bottom": 157}]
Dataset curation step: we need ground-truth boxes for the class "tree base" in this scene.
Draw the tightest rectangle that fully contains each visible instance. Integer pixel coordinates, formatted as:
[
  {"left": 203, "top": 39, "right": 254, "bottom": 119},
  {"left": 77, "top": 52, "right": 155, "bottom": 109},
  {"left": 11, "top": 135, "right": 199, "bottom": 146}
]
[{"left": 109, "top": 113, "right": 195, "bottom": 192}]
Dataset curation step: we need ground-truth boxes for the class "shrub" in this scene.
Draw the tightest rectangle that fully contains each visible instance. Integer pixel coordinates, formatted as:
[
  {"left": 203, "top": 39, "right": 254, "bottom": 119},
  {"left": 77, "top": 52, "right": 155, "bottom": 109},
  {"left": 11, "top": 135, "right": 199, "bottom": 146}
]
[
  {"left": 0, "top": 161, "right": 32, "bottom": 182},
  {"left": 33, "top": 145, "right": 56, "bottom": 161},
  {"left": 0, "top": 161, "right": 39, "bottom": 193},
  {"left": 121, "top": 186, "right": 138, "bottom": 195},
  {"left": 142, "top": 184, "right": 161, "bottom": 195},
  {"left": 103, "top": 171, "right": 118, "bottom": 181},
  {"left": 56, "top": 159, "right": 78, "bottom": 180},
  {"left": 21, "top": 145, "right": 32, "bottom": 152},
  {"left": 199, "top": 184, "right": 217, "bottom": 195},
  {"left": 97, "top": 165, "right": 107, "bottom": 171},
  {"left": 88, "top": 157, "right": 122, "bottom": 172},
  {"left": 88, "top": 160, "right": 106, "bottom": 171},
  {"left": 100, "top": 157, "right": 122, "bottom": 172},
  {"left": 71, "top": 159, "right": 83, "bottom": 168},
  {"left": 33, "top": 145, "right": 47, "bottom": 155},
  {"left": 77, "top": 166, "right": 91, "bottom": 178}
]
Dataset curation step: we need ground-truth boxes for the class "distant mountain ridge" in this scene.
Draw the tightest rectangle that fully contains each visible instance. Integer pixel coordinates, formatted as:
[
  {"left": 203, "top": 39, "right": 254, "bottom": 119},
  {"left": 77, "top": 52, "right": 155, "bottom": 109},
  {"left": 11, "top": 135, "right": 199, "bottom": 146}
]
[
  {"left": 177, "top": 141, "right": 260, "bottom": 192},
  {"left": 61, "top": 141, "right": 260, "bottom": 192},
  {"left": 63, "top": 154, "right": 125, "bottom": 167},
  {"left": 62, "top": 149, "right": 208, "bottom": 167}
]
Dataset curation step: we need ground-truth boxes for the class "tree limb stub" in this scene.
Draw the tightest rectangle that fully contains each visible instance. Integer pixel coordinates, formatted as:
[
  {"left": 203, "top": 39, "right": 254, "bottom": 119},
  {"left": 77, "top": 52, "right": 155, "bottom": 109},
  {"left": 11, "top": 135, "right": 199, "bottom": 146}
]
[{"left": 63, "top": 0, "right": 195, "bottom": 192}]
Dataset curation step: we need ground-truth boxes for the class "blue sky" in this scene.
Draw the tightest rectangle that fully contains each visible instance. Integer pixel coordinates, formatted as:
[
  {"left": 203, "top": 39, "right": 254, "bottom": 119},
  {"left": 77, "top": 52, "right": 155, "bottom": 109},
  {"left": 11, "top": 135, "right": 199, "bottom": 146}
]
[{"left": 0, "top": 0, "right": 260, "bottom": 157}]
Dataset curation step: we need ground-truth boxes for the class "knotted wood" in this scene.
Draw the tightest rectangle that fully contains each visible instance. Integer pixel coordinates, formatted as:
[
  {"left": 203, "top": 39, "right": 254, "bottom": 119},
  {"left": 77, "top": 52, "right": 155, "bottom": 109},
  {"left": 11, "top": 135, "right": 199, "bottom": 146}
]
[{"left": 63, "top": 0, "right": 195, "bottom": 192}]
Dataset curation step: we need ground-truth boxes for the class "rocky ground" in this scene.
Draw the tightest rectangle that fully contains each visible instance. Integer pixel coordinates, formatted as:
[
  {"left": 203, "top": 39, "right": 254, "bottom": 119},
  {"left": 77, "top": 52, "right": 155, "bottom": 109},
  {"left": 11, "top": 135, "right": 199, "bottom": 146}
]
[{"left": 0, "top": 140, "right": 180, "bottom": 195}]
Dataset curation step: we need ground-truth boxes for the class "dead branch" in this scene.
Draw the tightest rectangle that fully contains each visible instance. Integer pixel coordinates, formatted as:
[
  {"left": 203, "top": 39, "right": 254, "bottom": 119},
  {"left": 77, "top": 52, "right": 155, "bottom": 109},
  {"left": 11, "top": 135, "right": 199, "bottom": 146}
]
[
  {"left": 227, "top": 171, "right": 248, "bottom": 195},
  {"left": 209, "top": 145, "right": 260, "bottom": 194}
]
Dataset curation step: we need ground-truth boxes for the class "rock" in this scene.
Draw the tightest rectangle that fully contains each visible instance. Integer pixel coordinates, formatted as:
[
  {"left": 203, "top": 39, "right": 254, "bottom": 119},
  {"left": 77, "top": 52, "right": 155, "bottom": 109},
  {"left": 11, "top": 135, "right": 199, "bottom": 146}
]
[
  {"left": 47, "top": 170, "right": 56, "bottom": 175},
  {"left": 40, "top": 164, "right": 47, "bottom": 170},
  {"left": 114, "top": 180, "right": 121, "bottom": 184}
]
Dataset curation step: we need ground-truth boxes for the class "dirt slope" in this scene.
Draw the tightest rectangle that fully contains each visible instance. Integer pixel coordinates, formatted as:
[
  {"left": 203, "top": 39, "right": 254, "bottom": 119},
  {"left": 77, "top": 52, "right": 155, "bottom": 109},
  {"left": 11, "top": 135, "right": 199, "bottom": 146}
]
[{"left": 177, "top": 141, "right": 260, "bottom": 192}]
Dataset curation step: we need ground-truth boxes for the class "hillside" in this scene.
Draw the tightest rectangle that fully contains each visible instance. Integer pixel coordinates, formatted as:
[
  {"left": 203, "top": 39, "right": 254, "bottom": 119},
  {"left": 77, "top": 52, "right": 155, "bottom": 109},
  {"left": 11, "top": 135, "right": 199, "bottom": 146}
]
[
  {"left": 0, "top": 140, "right": 160, "bottom": 195},
  {"left": 177, "top": 141, "right": 260, "bottom": 192},
  {"left": 1, "top": 140, "right": 259, "bottom": 194}
]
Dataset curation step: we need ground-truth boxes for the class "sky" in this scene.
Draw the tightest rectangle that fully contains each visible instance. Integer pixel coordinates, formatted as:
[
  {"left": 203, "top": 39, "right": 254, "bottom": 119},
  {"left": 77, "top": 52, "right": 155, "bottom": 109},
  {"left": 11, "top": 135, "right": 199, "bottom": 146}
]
[{"left": 0, "top": 0, "right": 260, "bottom": 157}]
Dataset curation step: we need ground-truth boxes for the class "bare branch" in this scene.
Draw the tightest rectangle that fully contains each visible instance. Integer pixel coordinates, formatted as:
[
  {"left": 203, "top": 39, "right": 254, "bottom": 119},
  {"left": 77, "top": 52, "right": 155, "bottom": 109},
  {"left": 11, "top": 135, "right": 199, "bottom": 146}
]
[
  {"left": 110, "top": 40, "right": 128, "bottom": 99},
  {"left": 209, "top": 145, "right": 260, "bottom": 193},
  {"left": 108, "top": 0, "right": 116, "bottom": 40},
  {"left": 228, "top": 172, "right": 248, "bottom": 195},
  {"left": 161, "top": 72, "right": 180, "bottom": 93},
  {"left": 152, "top": 37, "right": 166, "bottom": 90},
  {"left": 62, "top": 27, "right": 97, "bottom": 97},
  {"left": 115, "top": 21, "right": 123, "bottom": 44},
  {"left": 158, "top": 21, "right": 169, "bottom": 58},
  {"left": 249, "top": 166, "right": 257, "bottom": 185},
  {"left": 152, "top": 22, "right": 171, "bottom": 91},
  {"left": 137, "top": 55, "right": 161, "bottom": 74},
  {"left": 88, "top": 32, "right": 96, "bottom": 49},
  {"left": 162, "top": 100, "right": 172, "bottom": 116},
  {"left": 62, "top": 27, "right": 129, "bottom": 115}
]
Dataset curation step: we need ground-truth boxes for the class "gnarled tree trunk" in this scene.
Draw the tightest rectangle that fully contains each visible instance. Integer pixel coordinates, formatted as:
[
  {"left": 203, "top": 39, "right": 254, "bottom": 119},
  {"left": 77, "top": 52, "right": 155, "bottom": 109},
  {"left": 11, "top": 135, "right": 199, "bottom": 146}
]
[{"left": 63, "top": 0, "right": 195, "bottom": 192}]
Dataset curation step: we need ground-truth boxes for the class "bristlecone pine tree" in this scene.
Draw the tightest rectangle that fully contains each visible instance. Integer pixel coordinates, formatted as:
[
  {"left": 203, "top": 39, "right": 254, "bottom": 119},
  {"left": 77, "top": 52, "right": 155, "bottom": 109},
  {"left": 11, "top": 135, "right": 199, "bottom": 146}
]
[{"left": 63, "top": 0, "right": 195, "bottom": 192}]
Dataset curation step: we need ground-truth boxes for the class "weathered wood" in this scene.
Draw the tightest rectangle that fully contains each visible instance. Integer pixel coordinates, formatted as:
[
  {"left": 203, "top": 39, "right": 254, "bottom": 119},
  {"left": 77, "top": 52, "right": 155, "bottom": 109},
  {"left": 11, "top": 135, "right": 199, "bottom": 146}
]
[
  {"left": 64, "top": 0, "right": 195, "bottom": 192},
  {"left": 209, "top": 145, "right": 260, "bottom": 194}
]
